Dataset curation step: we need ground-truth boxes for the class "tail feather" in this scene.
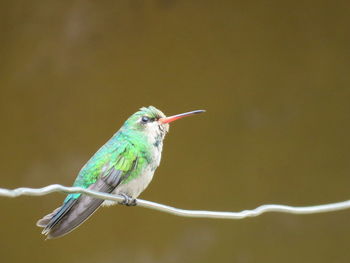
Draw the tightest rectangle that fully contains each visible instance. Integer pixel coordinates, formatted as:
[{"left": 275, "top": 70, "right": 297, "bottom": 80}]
[
  {"left": 41, "top": 199, "right": 77, "bottom": 235},
  {"left": 49, "top": 196, "right": 104, "bottom": 239},
  {"left": 36, "top": 195, "right": 104, "bottom": 239},
  {"left": 36, "top": 206, "right": 63, "bottom": 227},
  {"left": 37, "top": 168, "right": 123, "bottom": 239}
]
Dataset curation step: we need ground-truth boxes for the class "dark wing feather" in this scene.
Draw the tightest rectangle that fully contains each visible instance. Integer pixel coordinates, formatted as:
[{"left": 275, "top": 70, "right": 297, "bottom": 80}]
[{"left": 37, "top": 168, "right": 123, "bottom": 239}]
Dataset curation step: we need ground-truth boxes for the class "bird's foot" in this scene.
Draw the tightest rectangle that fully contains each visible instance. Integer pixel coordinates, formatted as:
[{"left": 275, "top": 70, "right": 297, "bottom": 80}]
[{"left": 119, "top": 194, "right": 137, "bottom": 206}]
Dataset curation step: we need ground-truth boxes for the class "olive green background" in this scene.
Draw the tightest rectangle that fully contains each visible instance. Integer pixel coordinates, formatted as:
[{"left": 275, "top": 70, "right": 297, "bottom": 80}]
[{"left": 1, "top": 1, "right": 350, "bottom": 262}]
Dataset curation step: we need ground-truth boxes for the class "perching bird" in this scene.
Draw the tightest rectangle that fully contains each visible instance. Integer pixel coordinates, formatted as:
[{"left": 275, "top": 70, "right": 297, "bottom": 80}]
[{"left": 37, "top": 106, "right": 205, "bottom": 239}]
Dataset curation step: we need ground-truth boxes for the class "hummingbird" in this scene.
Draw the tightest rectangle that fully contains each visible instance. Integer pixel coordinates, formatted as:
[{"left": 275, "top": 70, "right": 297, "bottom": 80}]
[{"left": 36, "top": 106, "right": 205, "bottom": 239}]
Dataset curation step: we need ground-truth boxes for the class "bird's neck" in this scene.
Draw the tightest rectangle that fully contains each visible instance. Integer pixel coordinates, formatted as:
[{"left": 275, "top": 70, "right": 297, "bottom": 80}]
[{"left": 120, "top": 129, "right": 163, "bottom": 152}]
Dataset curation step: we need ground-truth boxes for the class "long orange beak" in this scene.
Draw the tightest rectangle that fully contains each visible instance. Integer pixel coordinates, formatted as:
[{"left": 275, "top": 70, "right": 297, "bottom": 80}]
[{"left": 159, "top": 110, "right": 205, "bottom": 124}]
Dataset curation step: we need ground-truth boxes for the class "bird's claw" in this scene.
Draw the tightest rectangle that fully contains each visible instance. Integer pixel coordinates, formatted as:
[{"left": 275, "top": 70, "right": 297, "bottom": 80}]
[{"left": 120, "top": 194, "right": 137, "bottom": 206}]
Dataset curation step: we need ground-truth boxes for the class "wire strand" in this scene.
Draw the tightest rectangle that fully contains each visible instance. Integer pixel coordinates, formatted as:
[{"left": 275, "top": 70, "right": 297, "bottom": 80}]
[{"left": 0, "top": 184, "right": 349, "bottom": 219}]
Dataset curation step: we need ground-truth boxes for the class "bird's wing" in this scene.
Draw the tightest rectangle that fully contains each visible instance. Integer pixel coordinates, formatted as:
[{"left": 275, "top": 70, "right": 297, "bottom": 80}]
[{"left": 37, "top": 142, "right": 139, "bottom": 239}]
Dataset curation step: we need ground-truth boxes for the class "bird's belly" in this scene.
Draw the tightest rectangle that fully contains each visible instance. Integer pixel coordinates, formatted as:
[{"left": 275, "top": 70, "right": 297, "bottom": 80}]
[{"left": 102, "top": 167, "right": 155, "bottom": 207}]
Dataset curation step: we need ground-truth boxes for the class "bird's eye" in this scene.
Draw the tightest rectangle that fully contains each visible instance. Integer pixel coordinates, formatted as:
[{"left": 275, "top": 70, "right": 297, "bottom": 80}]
[{"left": 141, "top": 116, "right": 150, "bottom": 123}]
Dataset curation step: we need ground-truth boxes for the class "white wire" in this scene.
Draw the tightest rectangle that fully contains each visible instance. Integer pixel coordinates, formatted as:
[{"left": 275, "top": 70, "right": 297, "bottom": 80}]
[{"left": 0, "top": 184, "right": 349, "bottom": 219}]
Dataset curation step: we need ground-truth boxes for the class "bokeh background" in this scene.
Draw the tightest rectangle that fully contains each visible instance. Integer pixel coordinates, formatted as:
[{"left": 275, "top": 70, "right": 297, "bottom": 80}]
[{"left": 1, "top": 1, "right": 350, "bottom": 262}]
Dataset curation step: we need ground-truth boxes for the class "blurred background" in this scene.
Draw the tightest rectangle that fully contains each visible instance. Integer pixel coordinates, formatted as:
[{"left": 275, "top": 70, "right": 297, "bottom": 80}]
[{"left": 1, "top": 0, "right": 350, "bottom": 262}]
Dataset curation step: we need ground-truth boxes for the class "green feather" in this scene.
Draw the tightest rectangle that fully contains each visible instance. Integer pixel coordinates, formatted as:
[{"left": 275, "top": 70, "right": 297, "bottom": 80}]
[{"left": 65, "top": 130, "right": 151, "bottom": 201}]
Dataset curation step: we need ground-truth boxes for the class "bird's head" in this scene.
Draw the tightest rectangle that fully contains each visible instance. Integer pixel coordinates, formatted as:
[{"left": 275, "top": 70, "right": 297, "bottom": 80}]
[{"left": 123, "top": 106, "right": 205, "bottom": 144}]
